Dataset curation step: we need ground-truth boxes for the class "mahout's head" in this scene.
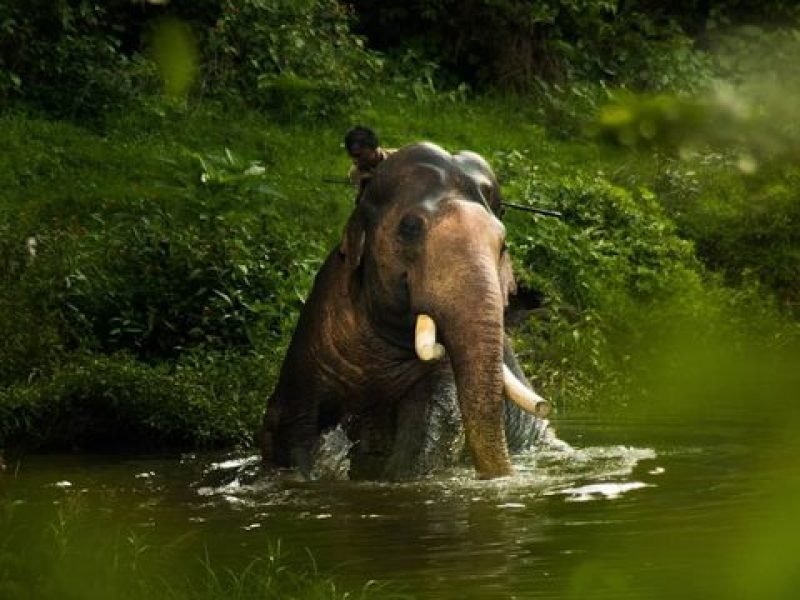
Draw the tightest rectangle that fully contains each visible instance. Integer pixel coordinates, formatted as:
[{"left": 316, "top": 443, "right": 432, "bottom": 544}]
[{"left": 344, "top": 125, "right": 382, "bottom": 171}]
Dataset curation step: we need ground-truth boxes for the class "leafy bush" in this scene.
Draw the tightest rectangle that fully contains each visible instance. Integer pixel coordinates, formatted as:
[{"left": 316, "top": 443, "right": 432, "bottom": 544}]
[
  {"left": 10, "top": 203, "right": 300, "bottom": 361},
  {"left": 653, "top": 159, "right": 800, "bottom": 307},
  {"left": 0, "top": 1, "right": 155, "bottom": 120},
  {"left": 204, "top": 0, "right": 382, "bottom": 118},
  {"left": 0, "top": 352, "right": 267, "bottom": 452},
  {"left": 586, "top": 26, "right": 800, "bottom": 312},
  {"left": 0, "top": 163, "right": 307, "bottom": 451},
  {"left": 501, "top": 162, "right": 703, "bottom": 411},
  {"left": 502, "top": 144, "right": 800, "bottom": 414},
  {"left": 0, "top": 298, "right": 63, "bottom": 388},
  {"left": 0, "top": 222, "right": 66, "bottom": 386},
  {"left": 351, "top": 0, "right": 719, "bottom": 92},
  {"left": 380, "top": 48, "right": 470, "bottom": 104},
  {"left": 0, "top": 135, "right": 317, "bottom": 392},
  {"left": 0, "top": 0, "right": 381, "bottom": 121},
  {"left": 590, "top": 31, "right": 800, "bottom": 308}
]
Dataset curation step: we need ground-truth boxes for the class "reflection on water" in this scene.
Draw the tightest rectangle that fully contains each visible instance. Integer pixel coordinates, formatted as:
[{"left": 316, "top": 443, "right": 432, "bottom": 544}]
[{"left": 2, "top": 417, "right": 798, "bottom": 599}]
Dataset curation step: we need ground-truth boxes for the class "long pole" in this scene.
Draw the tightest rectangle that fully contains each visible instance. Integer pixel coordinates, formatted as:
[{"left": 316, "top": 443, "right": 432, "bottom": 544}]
[{"left": 501, "top": 202, "right": 562, "bottom": 218}]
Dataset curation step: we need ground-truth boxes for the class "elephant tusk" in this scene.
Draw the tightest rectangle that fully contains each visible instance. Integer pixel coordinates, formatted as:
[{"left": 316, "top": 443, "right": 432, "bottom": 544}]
[
  {"left": 415, "top": 314, "right": 446, "bottom": 361},
  {"left": 502, "top": 364, "right": 551, "bottom": 418}
]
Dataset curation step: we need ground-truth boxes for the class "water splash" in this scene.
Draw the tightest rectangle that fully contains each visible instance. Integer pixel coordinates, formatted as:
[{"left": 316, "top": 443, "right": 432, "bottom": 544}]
[
  {"left": 525, "top": 444, "right": 656, "bottom": 481},
  {"left": 190, "top": 424, "right": 657, "bottom": 511},
  {"left": 530, "top": 417, "right": 576, "bottom": 453},
  {"left": 194, "top": 455, "right": 264, "bottom": 497},
  {"left": 191, "top": 426, "right": 355, "bottom": 499},
  {"left": 309, "top": 425, "right": 354, "bottom": 481},
  {"left": 530, "top": 444, "right": 659, "bottom": 502}
]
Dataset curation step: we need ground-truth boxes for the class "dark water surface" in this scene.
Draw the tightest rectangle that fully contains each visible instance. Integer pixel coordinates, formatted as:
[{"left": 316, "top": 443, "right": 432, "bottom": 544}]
[{"left": 2, "top": 417, "right": 798, "bottom": 599}]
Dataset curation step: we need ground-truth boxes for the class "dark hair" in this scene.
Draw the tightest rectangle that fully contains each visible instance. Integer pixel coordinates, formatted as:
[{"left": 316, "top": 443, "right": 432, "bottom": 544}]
[{"left": 344, "top": 126, "right": 379, "bottom": 153}]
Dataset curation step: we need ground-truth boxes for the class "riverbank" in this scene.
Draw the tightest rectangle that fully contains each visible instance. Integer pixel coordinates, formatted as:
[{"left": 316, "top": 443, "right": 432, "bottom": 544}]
[{"left": 1, "top": 90, "right": 799, "bottom": 454}]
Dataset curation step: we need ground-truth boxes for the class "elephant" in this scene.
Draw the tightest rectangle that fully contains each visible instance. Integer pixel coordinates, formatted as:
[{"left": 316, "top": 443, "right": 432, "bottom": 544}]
[{"left": 259, "top": 142, "right": 553, "bottom": 480}]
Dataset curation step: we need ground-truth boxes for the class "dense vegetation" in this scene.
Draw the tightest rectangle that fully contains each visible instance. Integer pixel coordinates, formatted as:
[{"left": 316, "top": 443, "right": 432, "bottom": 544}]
[{"left": 1, "top": 0, "right": 799, "bottom": 457}]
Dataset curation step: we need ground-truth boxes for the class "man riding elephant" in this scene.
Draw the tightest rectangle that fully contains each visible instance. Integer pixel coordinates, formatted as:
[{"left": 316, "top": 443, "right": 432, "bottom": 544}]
[
  {"left": 261, "top": 142, "right": 556, "bottom": 480},
  {"left": 344, "top": 125, "right": 397, "bottom": 204}
]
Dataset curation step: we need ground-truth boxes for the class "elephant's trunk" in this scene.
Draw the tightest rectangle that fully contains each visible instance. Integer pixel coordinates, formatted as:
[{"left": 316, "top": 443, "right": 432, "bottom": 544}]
[
  {"left": 413, "top": 252, "right": 512, "bottom": 478},
  {"left": 438, "top": 292, "right": 511, "bottom": 478},
  {"left": 407, "top": 200, "right": 518, "bottom": 479}
]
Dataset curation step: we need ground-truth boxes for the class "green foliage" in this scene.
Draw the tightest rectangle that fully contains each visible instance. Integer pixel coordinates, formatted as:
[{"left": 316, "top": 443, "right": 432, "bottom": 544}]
[
  {"left": 595, "top": 92, "right": 712, "bottom": 150},
  {"left": 652, "top": 158, "right": 800, "bottom": 307},
  {"left": 0, "top": 352, "right": 268, "bottom": 452},
  {"left": 590, "top": 26, "right": 800, "bottom": 310},
  {"left": 498, "top": 152, "right": 700, "bottom": 305},
  {"left": 379, "top": 48, "right": 470, "bottom": 105},
  {"left": 0, "top": 107, "right": 338, "bottom": 452},
  {"left": 2, "top": 0, "right": 800, "bottom": 125},
  {"left": 501, "top": 164, "right": 702, "bottom": 411},
  {"left": 713, "top": 24, "right": 800, "bottom": 83},
  {"left": 0, "top": 222, "right": 60, "bottom": 384},
  {"left": 592, "top": 24, "right": 800, "bottom": 157},
  {"left": 351, "top": 0, "right": 718, "bottom": 93},
  {"left": 202, "top": 0, "right": 382, "bottom": 119},
  {"left": 0, "top": 0, "right": 381, "bottom": 122},
  {"left": 0, "top": 0, "right": 155, "bottom": 121},
  {"left": 1, "top": 201, "right": 301, "bottom": 363}
]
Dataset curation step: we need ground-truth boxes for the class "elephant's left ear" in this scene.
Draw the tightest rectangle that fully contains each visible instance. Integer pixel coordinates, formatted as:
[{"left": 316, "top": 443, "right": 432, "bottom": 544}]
[
  {"left": 338, "top": 208, "right": 366, "bottom": 295},
  {"left": 500, "top": 250, "right": 517, "bottom": 306}
]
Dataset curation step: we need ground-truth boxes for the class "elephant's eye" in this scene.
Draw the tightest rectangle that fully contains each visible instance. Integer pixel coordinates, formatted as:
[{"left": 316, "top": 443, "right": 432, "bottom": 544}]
[
  {"left": 500, "top": 242, "right": 508, "bottom": 258},
  {"left": 398, "top": 213, "right": 425, "bottom": 243}
]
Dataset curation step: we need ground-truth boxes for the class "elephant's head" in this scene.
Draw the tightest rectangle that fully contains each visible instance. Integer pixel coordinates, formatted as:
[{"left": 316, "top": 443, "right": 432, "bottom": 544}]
[{"left": 339, "top": 143, "right": 543, "bottom": 479}]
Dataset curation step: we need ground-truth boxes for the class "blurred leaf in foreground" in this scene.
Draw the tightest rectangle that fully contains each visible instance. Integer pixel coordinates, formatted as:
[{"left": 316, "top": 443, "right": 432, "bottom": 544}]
[{"left": 149, "top": 18, "right": 198, "bottom": 99}]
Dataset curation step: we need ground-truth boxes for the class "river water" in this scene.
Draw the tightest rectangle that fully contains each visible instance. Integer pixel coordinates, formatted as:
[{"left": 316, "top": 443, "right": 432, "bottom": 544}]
[{"left": 2, "top": 416, "right": 798, "bottom": 599}]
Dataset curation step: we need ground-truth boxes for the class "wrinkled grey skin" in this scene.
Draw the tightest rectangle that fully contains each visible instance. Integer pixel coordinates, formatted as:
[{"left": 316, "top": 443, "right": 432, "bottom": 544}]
[{"left": 260, "top": 143, "right": 542, "bottom": 480}]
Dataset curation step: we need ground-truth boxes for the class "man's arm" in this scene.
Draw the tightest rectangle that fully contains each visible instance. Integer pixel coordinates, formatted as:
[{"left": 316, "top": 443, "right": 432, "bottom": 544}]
[{"left": 348, "top": 164, "right": 361, "bottom": 186}]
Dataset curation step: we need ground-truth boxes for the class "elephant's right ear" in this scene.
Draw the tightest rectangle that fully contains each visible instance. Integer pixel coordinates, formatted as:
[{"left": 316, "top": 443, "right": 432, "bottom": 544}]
[{"left": 338, "top": 208, "right": 366, "bottom": 295}]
